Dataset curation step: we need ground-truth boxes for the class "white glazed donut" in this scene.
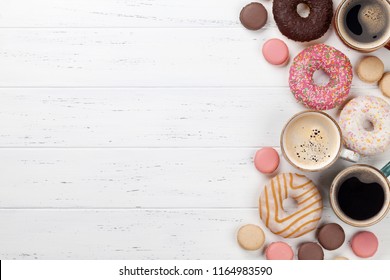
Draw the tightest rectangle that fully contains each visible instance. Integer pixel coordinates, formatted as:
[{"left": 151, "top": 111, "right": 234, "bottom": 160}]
[
  {"left": 339, "top": 96, "right": 390, "bottom": 156},
  {"left": 259, "top": 173, "right": 323, "bottom": 238}
]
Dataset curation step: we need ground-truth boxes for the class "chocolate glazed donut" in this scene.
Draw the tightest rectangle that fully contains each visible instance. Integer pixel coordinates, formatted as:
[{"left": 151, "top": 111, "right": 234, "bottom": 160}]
[{"left": 273, "top": 0, "right": 333, "bottom": 42}]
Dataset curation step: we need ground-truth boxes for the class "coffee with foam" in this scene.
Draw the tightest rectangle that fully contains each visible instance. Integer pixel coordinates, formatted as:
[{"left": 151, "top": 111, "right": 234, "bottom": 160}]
[{"left": 282, "top": 112, "right": 341, "bottom": 171}]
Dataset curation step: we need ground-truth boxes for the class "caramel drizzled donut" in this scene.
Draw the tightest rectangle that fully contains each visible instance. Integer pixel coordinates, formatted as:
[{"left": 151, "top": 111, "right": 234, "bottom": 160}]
[{"left": 259, "top": 173, "right": 323, "bottom": 238}]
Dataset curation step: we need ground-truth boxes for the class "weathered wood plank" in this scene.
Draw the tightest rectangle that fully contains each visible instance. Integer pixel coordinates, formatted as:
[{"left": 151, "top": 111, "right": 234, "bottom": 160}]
[
  {"left": 1, "top": 29, "right": 388, "bottom": 87},
  {"left": 1, "top": 209, "right": 389, "bottom": 259},
  {"left": 0, "top": 88, "right": 386, "bottom": 147},
  {"left": 0, "top": 148, "right": 388, "bottom": 208}
]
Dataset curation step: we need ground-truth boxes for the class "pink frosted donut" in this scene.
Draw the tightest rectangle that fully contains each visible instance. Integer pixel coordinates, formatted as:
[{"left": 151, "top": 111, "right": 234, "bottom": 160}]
[
  {"left": 289, "top": 44, "right": 353, "bottom": 110},
  {"left": 339, "top": 96, "right": 390, "bottom": 156}
]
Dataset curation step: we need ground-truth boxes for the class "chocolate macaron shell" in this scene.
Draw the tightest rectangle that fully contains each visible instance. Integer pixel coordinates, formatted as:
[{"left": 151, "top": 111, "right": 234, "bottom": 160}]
[
  {"left": 239, "top": 2, "right": 268, "bottom": 31},
  {"left": 298, "top": 242, "right": 324, "bottom": 260},
  {"left": 317, "top": 223, "right": 345, "bottom": 250}
]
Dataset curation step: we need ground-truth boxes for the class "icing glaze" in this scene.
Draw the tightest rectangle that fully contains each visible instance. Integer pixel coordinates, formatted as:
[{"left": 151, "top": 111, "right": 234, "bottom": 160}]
[
  {"left": 289, "top": 44, "right": 352, "bottom": 110},
  {"left": 339, "top": 96, "right": 390, "bottom": 156},
  {"left": 259, "top": 173, "right": 323, "bottom": 238}
]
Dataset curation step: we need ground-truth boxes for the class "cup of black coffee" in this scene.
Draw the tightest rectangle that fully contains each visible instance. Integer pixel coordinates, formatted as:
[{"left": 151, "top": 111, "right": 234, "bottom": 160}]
[
  {"left": 335, "top": 0, "right": 390, "bottom": 52},
  {"left": 330, "top": 162, "right": 390, "bottom": 227}
]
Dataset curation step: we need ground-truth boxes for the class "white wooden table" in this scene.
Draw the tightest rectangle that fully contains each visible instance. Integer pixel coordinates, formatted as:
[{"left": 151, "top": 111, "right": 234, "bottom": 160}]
[{"left": 0, "top": 0, "right": 389, "bottom": 260}]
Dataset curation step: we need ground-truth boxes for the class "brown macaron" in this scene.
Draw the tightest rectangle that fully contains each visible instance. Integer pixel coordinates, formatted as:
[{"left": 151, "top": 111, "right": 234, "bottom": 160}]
[
  {"left": 317, "top": 223, "right": 345, "bottom": 250},
  {"left": 298, "top": 242, "right": 324, "bottom": 260},
  {"left": 239, "top": 2, "right": 268, "bottom": 31}
]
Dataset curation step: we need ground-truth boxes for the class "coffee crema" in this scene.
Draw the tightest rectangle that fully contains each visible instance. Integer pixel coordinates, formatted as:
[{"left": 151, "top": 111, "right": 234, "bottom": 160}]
[
  {"left": 282, "top": 112, "right": 341, "bottom": 170},
  {"left": 337, "top": 0, "right": 390, "bottom": 49}
]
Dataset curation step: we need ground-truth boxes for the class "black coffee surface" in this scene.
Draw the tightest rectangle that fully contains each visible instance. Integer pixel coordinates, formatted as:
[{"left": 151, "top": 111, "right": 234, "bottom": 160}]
[
  {"left": 346, "top": 4, "right": 363, "bottom": 36},
  {"left": 343, "top": 0, "right": 388, "bottom": 43},
  {"left": 338, "top": 177, "right": 384, "bottom": 220}
]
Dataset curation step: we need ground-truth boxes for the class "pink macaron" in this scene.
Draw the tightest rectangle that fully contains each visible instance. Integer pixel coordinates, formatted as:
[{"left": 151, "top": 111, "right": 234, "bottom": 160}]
[
  {"left": 262, "top": 38, "right": 289, "bottom": 66},
  {"left": 265, "top": 242, "right": 294, "bottom": 260},
  {"left": 351, "top": 231, "right": 379, "bottom": 258},
  {"left": 254, "top": 147, "right": 280, "bottom": 174}
]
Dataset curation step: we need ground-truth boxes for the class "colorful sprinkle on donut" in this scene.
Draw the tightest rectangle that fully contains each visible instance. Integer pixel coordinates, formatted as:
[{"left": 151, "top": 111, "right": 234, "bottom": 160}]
[
  {"left": 289, "top": 44, "right": 353, "bottom": 110},
  {"left": 339, "top": 96, "right": 390, "bottom": 156}
]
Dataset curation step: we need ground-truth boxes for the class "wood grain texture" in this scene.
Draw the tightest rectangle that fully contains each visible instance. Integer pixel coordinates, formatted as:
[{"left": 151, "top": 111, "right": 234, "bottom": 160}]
[
  {"left": 0, "top": 148, "right": 388, "bottom": 208},
  {"left": 0, "top": 209, "right": 389, "bottom": 259},
  {"left": 1, "top": 0, "right": 390, "bottom": 260},
  {"left": 0, "top": 0, "right": 259, "bottom": 28},
  {"left": 0, "top": 88, "right": 386, "bottom": 147},
  {"left": 0, "top": 87, "right": 297, "bottom": 147},
  {"left": 1, "top": 28, "right": 389, "bottom": 87}
]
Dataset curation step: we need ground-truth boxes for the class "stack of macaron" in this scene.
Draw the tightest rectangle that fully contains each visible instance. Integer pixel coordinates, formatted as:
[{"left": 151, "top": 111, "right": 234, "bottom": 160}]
[
  {"left": 237, "top": 222, "right": 379, "bottom": 260},
  {"left": 240, "top": 2, "right": 290, "bottom": 67}
]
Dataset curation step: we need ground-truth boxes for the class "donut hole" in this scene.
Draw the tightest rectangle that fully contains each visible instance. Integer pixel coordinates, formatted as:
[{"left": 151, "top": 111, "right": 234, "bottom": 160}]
[
  {"left": 313, "top": 69, "right": 330, "bottom": 86},
  {"left": 283, "top": 197, "right": 299, "bottom": 214},
  {"left": 363, "top": 119, "right": 375, "bottom": 131},
  {"left": 297, "top": 3, "right": 310, "bottom": 18}
]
